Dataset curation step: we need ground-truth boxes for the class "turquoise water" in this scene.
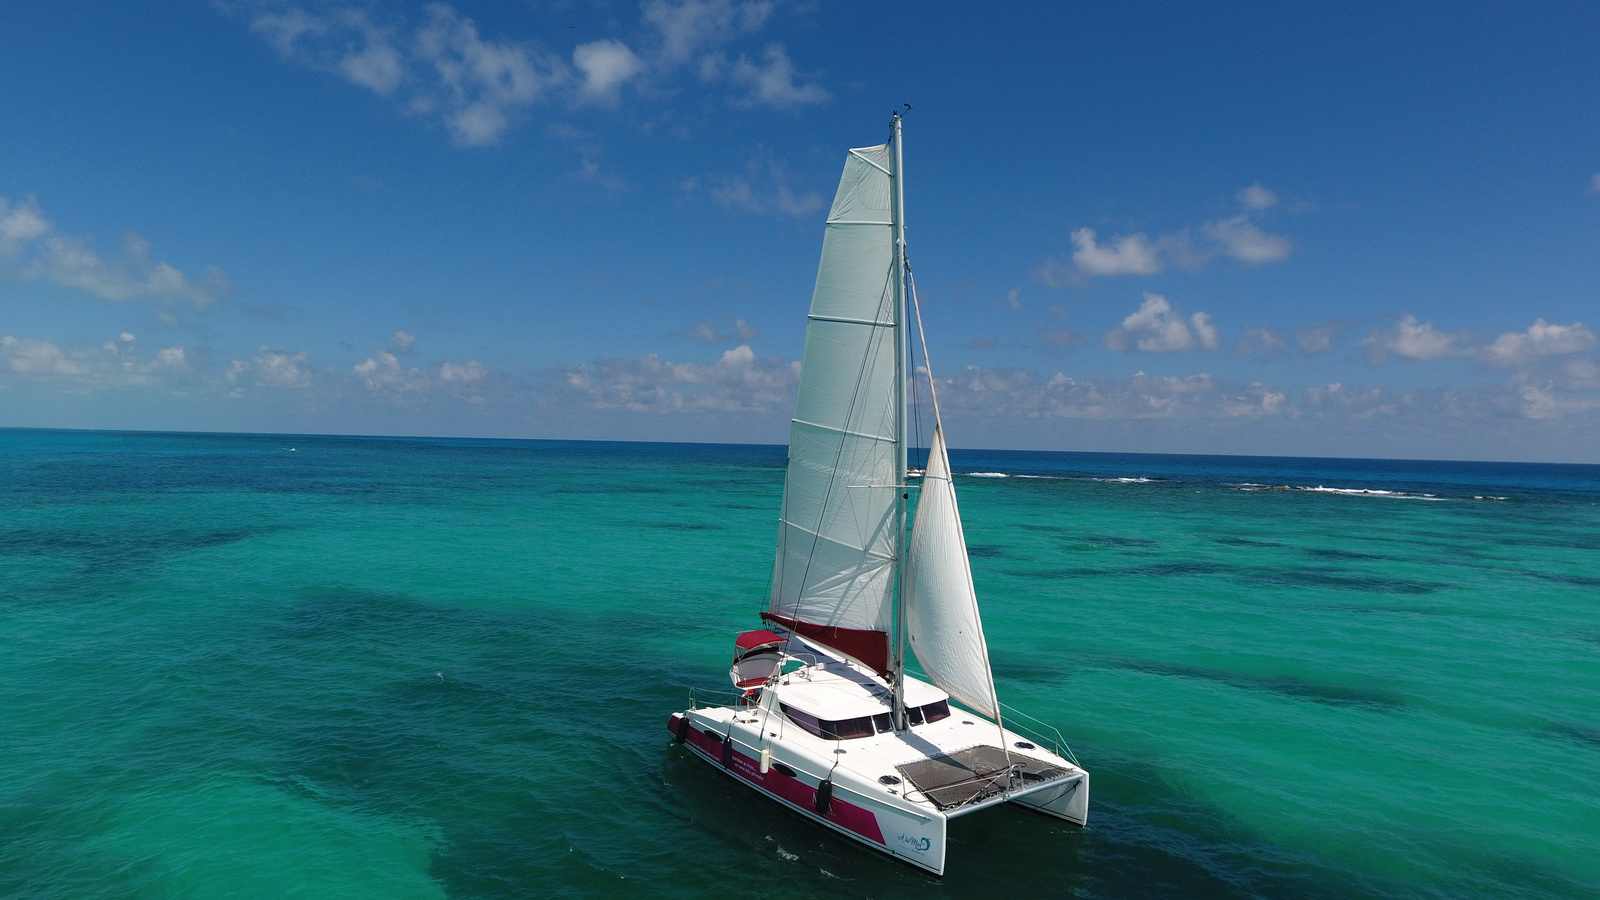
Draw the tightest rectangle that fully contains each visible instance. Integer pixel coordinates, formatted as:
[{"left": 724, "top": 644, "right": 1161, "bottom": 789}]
[{"left": 2, "top": 429, "right": 1596, "bottom": 898}]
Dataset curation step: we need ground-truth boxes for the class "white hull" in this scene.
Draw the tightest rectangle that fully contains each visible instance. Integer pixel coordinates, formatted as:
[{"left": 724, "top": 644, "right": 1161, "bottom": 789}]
[{"left": 668, "top": 667, "right": 1088, "bottom": 876}]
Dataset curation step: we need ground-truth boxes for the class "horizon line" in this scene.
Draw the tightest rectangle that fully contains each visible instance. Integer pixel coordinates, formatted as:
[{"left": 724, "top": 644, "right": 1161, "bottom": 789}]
[{"left": 2, "top": 425, "right": 1595, "bottom": 468}]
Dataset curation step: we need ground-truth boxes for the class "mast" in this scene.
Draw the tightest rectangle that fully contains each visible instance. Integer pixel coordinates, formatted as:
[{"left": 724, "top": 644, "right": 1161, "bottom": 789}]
[{"left": 890, "top": 111, "right": 909, "bottom": 731}]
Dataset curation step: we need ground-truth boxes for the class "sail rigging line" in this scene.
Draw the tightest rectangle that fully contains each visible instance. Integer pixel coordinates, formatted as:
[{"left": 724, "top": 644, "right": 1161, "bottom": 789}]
[
  {"left": 908, "top": 271, "right": 1014, "bottom": 783},
  {"left": 775, "top": 252, "right": 900, "bottom": 661}
]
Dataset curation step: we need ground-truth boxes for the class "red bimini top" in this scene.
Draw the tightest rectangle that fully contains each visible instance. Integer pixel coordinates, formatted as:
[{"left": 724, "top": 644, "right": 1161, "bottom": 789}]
[{"left": 734, "top": 629, "right": 785, "bottom": 656}]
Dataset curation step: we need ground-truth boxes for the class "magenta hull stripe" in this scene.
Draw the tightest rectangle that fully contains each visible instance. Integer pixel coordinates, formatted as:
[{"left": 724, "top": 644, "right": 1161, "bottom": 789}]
[{"left": 668, "top": 715, "right": 886, "bottom": 846}]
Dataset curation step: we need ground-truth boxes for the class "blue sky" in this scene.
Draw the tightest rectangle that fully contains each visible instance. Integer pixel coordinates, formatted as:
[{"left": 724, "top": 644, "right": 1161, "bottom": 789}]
[{"left": 2, "top": 1, "right": 1598, "bottom": 461}]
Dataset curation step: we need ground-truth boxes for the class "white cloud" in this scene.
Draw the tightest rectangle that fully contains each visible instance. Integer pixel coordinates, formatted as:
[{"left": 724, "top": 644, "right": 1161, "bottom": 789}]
[
  {"left": 0, "top": 335, "right": 84, "bottom": 376},
  {"left": 1366, "top": 314, "right": 1466, "bottom": 361},
  {"left": 235, "top": 2, "right": 814, "bottom": 146},
  {"left": 155, "top": 346, "right": 188, "bottom": 369},
  {"left": 415, "top": 5, "right": 560, "bottom": 146},
  {"left": 228, "top": 348, "right": 312, "bottom": 389},
  {"left": 1190, "top": 311, "right": 1219, "bottom": 350},
  {"left": 1, "top": 332, "right": 203, "bottom": 388},
  {"left": 0, "top": 196, "right": 50, "bottom": 250},
  {"left": 243, "top": 4, "right": 563, "bottom": 148},
  {"left": 563, "top": 344, "right": 798, "bottom": 413},
  {"left": 1222, "top": 382, "right": 1288, "bottom": 417},
  {"left": 391, "top": 329, "right": 416, "bottom": 352},
  {"left": 1106, "top": 293, "right": 1218, "bottom": 353},
  {"left": 1006, "top": 288, "right": 1022, "bottom": 311},
  {"left": 1297, "top": 324, "right": 1336, "bottom": 353},
  {"left": 690, "top": 318, "right": 758, "bottom": 342},
  {"left": 354, "top": 350, "right": 429, "bottom": 393},
  {"left": 1564, "top": 357, "right": 1600, "bottom": 388},
  {"left": 1590, "top": 173, "right": 1600, "bottom": 194},
  {"left": 1069, "top": 228, "right": 1161, "bottom": 277},
  {"left": 729, "top": 45, "right": 828, "bottom": 108},
  {"left": 707, "top": 160, "right": 823, "bottom": 217},
  {"left": 1203, "top": 215, "right": 1291, "bottom": 264},
  {"left": 1237, "top": 183, "right": 1278, "bottom": 210},
  {"left": 1, "top": 195, "right": 228, "bottom": 308},
  {"left": 439, "top": 360, "right": 486, "bottom": 383},
  {"left": 573, "top": 40, "right": 644, "bottom": 105},
  {"left": 643, "top": 0, "right": 774, "bottom": 65},
  {"left": 1482, "top": 319, "right": 1595, "bottom": 366},
  {"left": 1237, "top": 327, "right": 1286, "bottom": 357},
  {"left": 249, "top": 8, "right": 326, "bottom": 56}
]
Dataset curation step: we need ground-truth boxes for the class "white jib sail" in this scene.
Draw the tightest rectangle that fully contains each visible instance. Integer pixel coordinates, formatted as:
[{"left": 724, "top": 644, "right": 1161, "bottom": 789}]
[
  {"left": 905, "top": 426, "right": 1000, "bottom": 719},
  {"left": 767, "top": 143, "right": 900, "bottom": 660}
]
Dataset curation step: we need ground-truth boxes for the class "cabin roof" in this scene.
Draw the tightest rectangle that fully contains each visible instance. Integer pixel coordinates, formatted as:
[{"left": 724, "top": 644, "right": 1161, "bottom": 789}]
[{"left": 771, "top": 659, "right": 947, "bottom": 720}]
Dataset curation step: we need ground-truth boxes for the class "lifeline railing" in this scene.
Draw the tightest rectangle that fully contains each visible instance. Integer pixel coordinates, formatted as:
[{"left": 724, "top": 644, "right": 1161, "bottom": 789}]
[
  {"left": 685, "top": 686, "right": 749, "bottom": 710},
  {"left": 1000, "top": 702, "right": 1082, "bottom": 767}
]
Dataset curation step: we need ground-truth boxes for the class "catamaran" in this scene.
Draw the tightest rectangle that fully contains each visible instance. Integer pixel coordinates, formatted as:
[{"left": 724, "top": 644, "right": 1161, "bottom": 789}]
[{"left": 667, "top": 114, "right": 1088, "bottom": 876}]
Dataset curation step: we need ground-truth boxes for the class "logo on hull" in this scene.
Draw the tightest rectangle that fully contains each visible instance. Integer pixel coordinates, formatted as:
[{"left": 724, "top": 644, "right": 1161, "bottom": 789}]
[{"left": 896, "top": 832, "right": 932, "bottom": 853}]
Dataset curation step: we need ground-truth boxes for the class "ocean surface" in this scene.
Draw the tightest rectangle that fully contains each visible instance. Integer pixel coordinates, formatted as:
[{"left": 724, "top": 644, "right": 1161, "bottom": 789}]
[{"left": 2, "top": 428, "right": 1597, "bottom": 899}]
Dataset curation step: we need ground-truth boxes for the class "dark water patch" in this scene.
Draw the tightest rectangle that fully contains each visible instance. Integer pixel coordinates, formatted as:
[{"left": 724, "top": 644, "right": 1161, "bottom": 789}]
[
  {"left": 1311, "top": 602, "right": 1448, "bottom": 617},
  {"left": 658, "top": 751, "right": 1329, "bottom": 900},
  {"left": 1302, "top": 547, "right": 1391, "bottom": 562},
  {"left": 966, "top": 544, "right": 1006, "bottom": 558},
  {"left": 1001, "top": 566, "right": 1121, "bottom": 579},
  {"left": 717, "top": 502, "right": 765, "bottom": 510},
  {"left": 0, "top": 525, "right": 271, "bottom": 577},
  {"left": 1079, "top": 533, "right": 1159, "bottom": 549},
  {"left": 550, "top": 483, "right": 672, "bottom": 495},
  {"left": 1526, "top": 571, "right": 1600, "bottom": 588},
  {"left": 1138, "top": 561, "right": 1232, "bottom": 577},
  {"left": 1500, "top": 535, "right": 1600, "bottom": 551},
  {"left": 628, "top": 520, "right": 723, "bottom": 531},
  {"left": 988, "top": 652, "right": 1070, "bottom": 684},
  {"left": 1242, "top": 567, "right": 1440, "bottom": 595},
  {"left": 1109, "top": 658, "right": 1405, "bottom": 709},
  {"left": 1544, "top": 721, "right": 1600, "bottom": 750},
  {"left": 1213, "top": 536, "right": 1283, "bottom": 548}
]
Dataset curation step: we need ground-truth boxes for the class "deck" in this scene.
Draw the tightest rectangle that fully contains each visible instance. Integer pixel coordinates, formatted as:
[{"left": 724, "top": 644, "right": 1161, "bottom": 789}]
[{"left": 896, "top": 745, "right": 1070, "bottom": 811}]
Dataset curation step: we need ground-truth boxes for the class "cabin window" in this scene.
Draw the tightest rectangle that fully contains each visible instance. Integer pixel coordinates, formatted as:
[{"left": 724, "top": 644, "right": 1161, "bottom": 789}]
[
  {"left": 820, "top": 715, "right": 875, "bottom": 740},
  {"left": 919, "top": 700, "right": 951, "bottom": 723},
  {"left": 872, "top": 713, "right": 893, "bottom": 734},
  {"left": 779, "top": 704, "right": 824, "bottom": 739},
  {"left": 906, "top": 705, "right": 924, "bottom": 726},
  {"left": 779, "top": 704, "right": 877, "bottom": 741}
]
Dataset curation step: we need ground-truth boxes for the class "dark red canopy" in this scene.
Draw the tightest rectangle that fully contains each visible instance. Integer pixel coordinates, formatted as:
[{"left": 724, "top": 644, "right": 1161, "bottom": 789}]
[{"left": 734, "top": 629, "right": 785, "bottom": 653}]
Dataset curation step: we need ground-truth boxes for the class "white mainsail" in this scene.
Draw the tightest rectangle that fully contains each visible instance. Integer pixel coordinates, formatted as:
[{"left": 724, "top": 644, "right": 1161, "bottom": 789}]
[
  {"left": 905, "top": 426, "right": 1000, "bottom": 719},
  {"left": 766, "top": 142, "right": 900, "bottom": 673}
]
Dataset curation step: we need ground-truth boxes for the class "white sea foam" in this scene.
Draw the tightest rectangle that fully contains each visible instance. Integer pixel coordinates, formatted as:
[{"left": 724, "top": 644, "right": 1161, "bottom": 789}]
[
  {"left": 1013, "top": 474, "right": 1064, "bottom": 479},
  {"left": 1296, "top": 485, "right": 1447, "bottom": 501},
  {"left": 1091, "top": 476, "right": 1155, "bottom": 484},
  {"left": 966, "top": 472, "right": 1010, "bottom": 478}
]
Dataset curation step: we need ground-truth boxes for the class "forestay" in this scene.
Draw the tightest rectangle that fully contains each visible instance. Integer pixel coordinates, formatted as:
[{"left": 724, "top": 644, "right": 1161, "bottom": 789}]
[
  {"left": 766, "top": 143, "right": 899, "bottom": 674},
  {"left": 905, "top": 427, "right": 1000, "bottom": 720}
]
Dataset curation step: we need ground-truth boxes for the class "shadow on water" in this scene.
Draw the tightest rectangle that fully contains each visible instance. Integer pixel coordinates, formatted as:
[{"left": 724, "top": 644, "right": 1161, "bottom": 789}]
[
  {"left": 1102, "top": 658, "right": 1406, "bottom": 710},
  {"left": 624, "top": 520, "right": 724, "bottom": 531},
  {"left": 999, "top": 561, "right": 1442, "bottom": 596},
  {"left": 0, "top": 524, "right": 272, "bottom": 577},
  {"left": 1212, "top": 536, "right": 1284, "bottom": 549},
  {"left": 660, "top": 748, "right": 1375, "bottom": 900},
  {"left": 1301, "top": 547, "right": 1391, "bottom": 562},
  {"left": 1544, "top": 721, "right": 1600, "bottom": 750},
  {"left": 966, "top": 544, "right": 1006, "bottom": 558}
]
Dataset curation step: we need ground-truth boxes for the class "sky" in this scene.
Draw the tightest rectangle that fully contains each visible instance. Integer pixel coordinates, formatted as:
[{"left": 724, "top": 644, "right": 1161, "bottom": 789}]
[{"left": 2, "top": 1, "right": 1598, "bottom": 462}]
